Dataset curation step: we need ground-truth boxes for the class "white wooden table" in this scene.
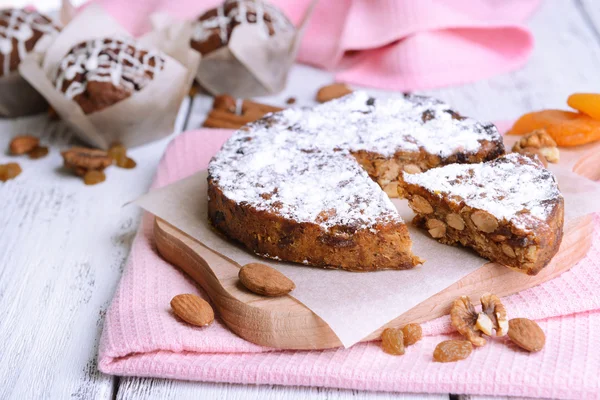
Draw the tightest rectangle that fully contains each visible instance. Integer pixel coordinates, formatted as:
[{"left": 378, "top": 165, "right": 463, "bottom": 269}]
[{"left": 1, "top": 1, "right": 599, "bottom": 399}]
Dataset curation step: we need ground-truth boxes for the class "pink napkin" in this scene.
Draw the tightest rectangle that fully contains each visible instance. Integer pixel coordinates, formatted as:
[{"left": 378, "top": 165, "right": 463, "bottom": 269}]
[
  {"left": 84, "top": 0, "right": 540, "bottom": 91},
  {"left": 99, "top": 128, "right": 600, "bottom": 399}
]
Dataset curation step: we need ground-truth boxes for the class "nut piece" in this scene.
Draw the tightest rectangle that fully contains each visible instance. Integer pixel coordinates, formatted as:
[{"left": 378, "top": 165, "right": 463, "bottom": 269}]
[
  {"left": 433, "top": 340, "right": 473, "bottom": 362},
  {"left": 286, "top": 97, "right": 296, "bottom": 105},
  {"left": 475, "top": 313, "right": 494, "bottom": 336},
  {"left": 401, "top": 323, "right": 423, "bottom": 346},
  {"left": 28, "top": 146, "right": 49, "bottom": 159},
  {"left": 471, "top": 210, "right": 498, "bottom": 233},
  {"left": 508, "top": 318, "right": 545, "bottom": 352},
  {"left": 213, "top": 94, "right": 237, "bottom": 113},
  {"left": 0, "top": 162, "right": 22, "bottom": 182},
  {"left": 446, "top": 213, "right": 465, "bottom": 230},
  {"left": 239, "top": 263, "right": 296, "bottom": 297},
  {"left": 451, "top": 296, "right": 487, "bottom": 346},
  {"left": 408, "top": 195, "right": 433, "bottom": 214},
  {"left": 9, "top": 135, "right": 39, "bottom": 155},
  {"left": 480, "top": 293, "right": 509, "bottom": 337},
  {"left": 515, "top": 146, "right": 549, "bottom": 167},
  {"left": 83, "top": 170, "right": 106, "bottom": 186},
  {"left": 62, "top": 147, "right": 112, "bottom": 171},
  {"left": 381, "top": 327, "right": 405, "bottom": 355},
  {"left": 170, "top": 294, "right": 215, "bottom": 327},
  {"left": 502, "top": 243, "right": 516, "bottom": 258},
  {"left": 316, "top": 83, "right": 353, "bottom": 103},
  {"left": 512, "top": 129, "right": 559, "bottom": 163},
  {"left": 426, "top": 219, "right": 446, "bottom": 238},
  {"left": 403, "top": 164, "right": 422, "bottom": 174}
]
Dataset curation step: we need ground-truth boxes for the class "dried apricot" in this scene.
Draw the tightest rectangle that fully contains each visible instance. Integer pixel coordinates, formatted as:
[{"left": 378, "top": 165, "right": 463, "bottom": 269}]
[
  {"left": 83, "top": 170, "right": 106, "bottom": 185},
  {"left": 0, "top": 162, "right": 22, "bottom": 181},
  {"left": 433, "top": 340, "right": 472, "bottom": 362},
  {"left": 381, "top": 327, "right": 405, "bottom": 355},
  {"left": 401, "top": 323, "right": 422, "bottom": 346},
  {"left": 567, "top": 93, "right": 600, "bottom": 120},
  {"left": 508, "top": 110, "right": 600, "bottom": 147}
]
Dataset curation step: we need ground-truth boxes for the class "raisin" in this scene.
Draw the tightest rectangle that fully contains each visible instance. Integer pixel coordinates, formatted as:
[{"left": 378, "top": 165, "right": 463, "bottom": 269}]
[
  {"left": 433, "top": 340, "right": 473, "bottom": 362},
  {"left": 108, "top": 143, "right": 127, "bottom": 165},
  {"left": 567, "top": 93, "right": 600, "bottom": 120},
  {"left": 401, "top": 323, "right": 423, "bottom": 346},
  {"left": 83, "top": 170, "right": 106, "bottom": 185},
  {"left": 0, "top": 162, "right": 22, "bottom": 181},
  {"left": 118, "top": 157, "right": 136, "bottom": 169},
  {"left": 509, "top": 109, "right": 600, "bottom": 147},
  {"left": 286, "top": 97, "right": 296, "bottom": 105},
  {"left": 381, "top": 327, "right": 405, "bottom": 355},
  {"left": 28, "top": 146, "right": 49, "bottom": 159}
]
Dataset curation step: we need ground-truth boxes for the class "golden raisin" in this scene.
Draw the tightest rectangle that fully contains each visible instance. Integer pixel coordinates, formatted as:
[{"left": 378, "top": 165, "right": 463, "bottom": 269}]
[
  {"left": 567, "top": 93, "right": 600, "bottom": 120},
  {"left": 107, "top": 143, "right": 127, "bottom": 164},
  {"left": 0, "top": 162, "right": 22, "bottom": 181},
  {"left": 83, "top": 170, "right": 106, "bottom": 185},
  {"left": 381, "top": 327, "right": 405, "bottom": 355},
  {"left": 401, "top": 323, "right": 423, "bottom": 346},
  {"left": 117, "top": 157, "right": 137, "bottom": 169},
  {"left": 509, "top": 109, "right": 600, "bottom": 147},
  {"left": 433, "top": 340, "right": 473, "bottom": 363},
  {"left": 28, "top": 146, "right": 49, "bottom": 159}
]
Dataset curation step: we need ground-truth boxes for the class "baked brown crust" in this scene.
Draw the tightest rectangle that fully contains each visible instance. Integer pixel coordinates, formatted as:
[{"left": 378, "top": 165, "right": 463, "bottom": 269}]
[
  {"left": 208, "top": 178, "right": 421, "bottom": 271},
  {"left": 208, "top": 91, "right": 504, "bottom": 271},
  {"left": 399, "top": 154, "right": 564, "bottom": 275}
]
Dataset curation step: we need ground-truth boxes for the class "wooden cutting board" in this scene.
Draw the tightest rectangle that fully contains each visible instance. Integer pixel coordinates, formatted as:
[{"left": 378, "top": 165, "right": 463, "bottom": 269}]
[{"left": 154, "top": 142, "right": 600, "bottom": 350}]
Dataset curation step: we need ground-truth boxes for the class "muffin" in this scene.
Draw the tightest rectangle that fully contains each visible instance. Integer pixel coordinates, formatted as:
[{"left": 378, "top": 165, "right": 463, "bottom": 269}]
[
  {"left": 191, "top": 0, "right": 294, "bottom": 56},
  {"left": 53, "top": 37, "right": 166, "bottom": 114},
  {"left": 0, "top": 8, "right": 60, "bottom": 77}
]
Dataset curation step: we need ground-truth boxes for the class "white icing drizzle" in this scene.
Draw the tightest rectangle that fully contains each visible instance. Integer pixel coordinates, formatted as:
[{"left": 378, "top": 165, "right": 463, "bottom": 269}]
[
  {"left": 403, "top": 153, "right": 562, "bottom": 232},
  {"left": 0, "top": 8, "right": 59, "bottom": 76},
  {"left": 53, "top": 37, "right": 165, "bottom": 100},
  {"left": 192, "top": 0, "right": 294, "bottom": 46},
  {"left": 209, "top": 91, "right": 502, "bottom": 230}
]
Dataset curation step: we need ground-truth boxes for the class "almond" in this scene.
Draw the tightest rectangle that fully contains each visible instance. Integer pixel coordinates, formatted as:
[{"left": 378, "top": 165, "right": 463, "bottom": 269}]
[
  {"left": 471, "top": 210, "right": 498, "bottom": 233},
  {"left": 170, "top": 294, "right": 215, "bottom": 327},
  {"left": 408, "top": 195, "right": 433, "bottom": 214},
  {"left": 316, "top": 83, "right": 353, "bottom": 103},
  {"left": 10, "top": 135, "right": 39, "bottom": 155},
  {"left": 239, "top": 263, "right": 295, "bottom": 297},
  {"left": 508, "top": 318, "right": 545, "bottom": 352}
]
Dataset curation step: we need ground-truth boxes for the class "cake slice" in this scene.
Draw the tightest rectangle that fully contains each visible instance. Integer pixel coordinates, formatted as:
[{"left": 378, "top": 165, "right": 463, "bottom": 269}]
[{"left": 398, "top": 153, "right": 564, "bottom": 275}]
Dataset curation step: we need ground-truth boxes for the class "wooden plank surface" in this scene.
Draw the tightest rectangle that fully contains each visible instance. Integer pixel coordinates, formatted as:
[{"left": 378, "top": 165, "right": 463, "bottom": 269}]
[{"left": 0, "top": 0, "right": 599, "bottom": 399}]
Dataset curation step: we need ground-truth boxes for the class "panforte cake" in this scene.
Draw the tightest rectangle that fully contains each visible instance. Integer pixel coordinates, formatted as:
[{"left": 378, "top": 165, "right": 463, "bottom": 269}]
[
  {"left": 399, "top": 153, "right": 564, "bottom": 275},
  {"left": 54, "top": 37, "right": 165, "bottom": 114},
  {"left": 208, "top": 91, "right": 505, "bottom": 271}
]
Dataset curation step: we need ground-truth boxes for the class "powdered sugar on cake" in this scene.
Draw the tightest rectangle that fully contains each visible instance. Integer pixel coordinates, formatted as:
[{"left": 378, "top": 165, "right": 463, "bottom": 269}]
[
  {"left": 209, "top": 91, "right": 501, "bottom": 230},
  {"left": 403, "top": 153, "right": 562, "bottom": 231},
  {"left": 54, "top": 37, "right": 165, "bottom": 100}
]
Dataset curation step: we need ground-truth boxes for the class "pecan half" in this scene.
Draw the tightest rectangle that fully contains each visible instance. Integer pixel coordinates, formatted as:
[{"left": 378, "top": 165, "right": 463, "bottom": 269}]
[{"left": 61, "top": 147, "right": 112, "bottom": 171}]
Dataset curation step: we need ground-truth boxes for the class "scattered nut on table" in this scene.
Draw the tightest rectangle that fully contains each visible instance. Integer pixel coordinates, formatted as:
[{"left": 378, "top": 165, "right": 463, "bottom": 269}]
[
  {"left": 239, "top": 263, "right": 296, "bottom": 297},
  {"left": 170, "top": 294, "right": 215, "bottom": 327}
]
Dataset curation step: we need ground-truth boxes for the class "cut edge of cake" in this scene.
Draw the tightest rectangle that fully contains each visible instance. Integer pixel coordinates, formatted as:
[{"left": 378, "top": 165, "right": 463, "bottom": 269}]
[{"left": 398, "top": 153, "right": 564, "bottom": 275}]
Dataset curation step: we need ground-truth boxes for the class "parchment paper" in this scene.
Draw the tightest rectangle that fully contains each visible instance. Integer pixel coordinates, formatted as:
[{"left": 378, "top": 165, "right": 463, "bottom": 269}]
[
  {"left": 134, "top": 163, "right": 600, "bottom": 348},
  {"left": 195, "top": 1, "right": 316, "bottom": 97},
  {"left": 18, "top": 5, "right": 200, "bottom": 149}
]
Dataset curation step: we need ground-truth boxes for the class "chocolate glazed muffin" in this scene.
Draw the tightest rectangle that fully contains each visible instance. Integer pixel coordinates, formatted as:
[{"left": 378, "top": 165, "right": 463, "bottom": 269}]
[
  {"left": 190, "top": 0, "right": 294, "bottom": 56},
  {"left": 53, "top": 37, "right": 165, "bottom": 114},
  {"left": 0, "top": 8, "right": 60, "bottom": 77}
]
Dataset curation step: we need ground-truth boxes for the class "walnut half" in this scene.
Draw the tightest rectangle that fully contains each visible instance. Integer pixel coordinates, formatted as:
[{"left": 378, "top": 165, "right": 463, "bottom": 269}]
[
  {"left": 451, "top": 293, "right": 508, "bottom": 346},
  {"left": 512, "top": 129, "right": 559, "bottom": 163}
]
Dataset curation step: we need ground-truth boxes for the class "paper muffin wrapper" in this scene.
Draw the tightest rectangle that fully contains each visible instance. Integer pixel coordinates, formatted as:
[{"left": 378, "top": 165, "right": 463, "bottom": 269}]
[
  {"left": 19, "top": 4, "right": 200, "bottom": 149},
  {"left": 0, "top": 70, "right": 49, "bottom": 118},
  {"left": 194, "top": 0, "right": 316, "bottom": 98}
]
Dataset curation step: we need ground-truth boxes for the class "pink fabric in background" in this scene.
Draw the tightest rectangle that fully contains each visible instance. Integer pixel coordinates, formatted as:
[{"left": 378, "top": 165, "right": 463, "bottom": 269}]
[
  {"left": 85, "top": 0, "right": 541, "bottom": 91},
  {"left": 99, "top": 128, "right": 600, "bottom": 399}
]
